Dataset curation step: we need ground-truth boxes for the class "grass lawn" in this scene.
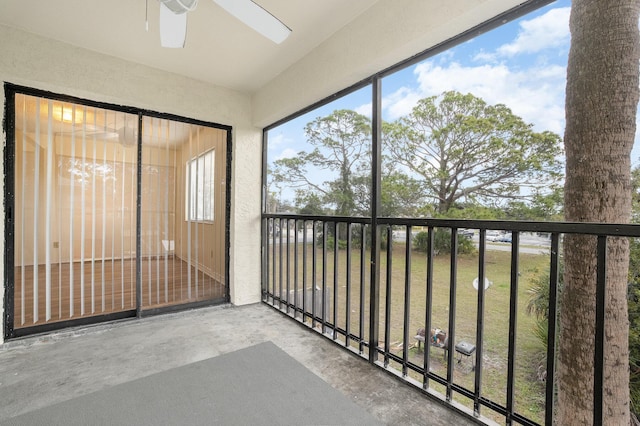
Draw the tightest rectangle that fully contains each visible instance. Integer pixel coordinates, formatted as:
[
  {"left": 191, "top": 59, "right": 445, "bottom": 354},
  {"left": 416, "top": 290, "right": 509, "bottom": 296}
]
[{"left": 269, "top": 238, "right": 550, "bottom": 424}]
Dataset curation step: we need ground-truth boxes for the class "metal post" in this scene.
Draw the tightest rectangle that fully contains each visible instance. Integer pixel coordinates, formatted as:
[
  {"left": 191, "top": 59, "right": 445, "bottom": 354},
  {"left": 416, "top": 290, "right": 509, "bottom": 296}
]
[
  {"left": 545, "top": 233, "right": 560, "bottom": 425},
  {"left": 368, "top": 77, "right": 382, "bottom": 363}
]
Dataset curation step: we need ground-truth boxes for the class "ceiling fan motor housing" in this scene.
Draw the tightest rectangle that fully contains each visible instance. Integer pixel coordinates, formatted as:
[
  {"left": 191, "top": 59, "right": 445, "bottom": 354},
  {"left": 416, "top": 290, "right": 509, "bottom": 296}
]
[{"left": 158, "top": 0, "right": 198, "bottom": 14}]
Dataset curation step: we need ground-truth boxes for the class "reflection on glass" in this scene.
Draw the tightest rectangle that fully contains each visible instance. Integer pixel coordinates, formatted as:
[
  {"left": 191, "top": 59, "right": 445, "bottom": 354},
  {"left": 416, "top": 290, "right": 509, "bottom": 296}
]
[
  {"left": 13, "top": 94, "right": 138, "bottom": 326},
  {"left": 140, "top": 117, "right": 226, "bottom": 309}
]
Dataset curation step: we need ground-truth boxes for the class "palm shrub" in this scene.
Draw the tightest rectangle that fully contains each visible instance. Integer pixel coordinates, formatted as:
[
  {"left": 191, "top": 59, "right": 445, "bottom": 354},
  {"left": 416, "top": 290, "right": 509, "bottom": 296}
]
[
  {"left": 527, "top": 245, "right": 640, "bottom": 418},
  {"left": 627, "top": 238, "right": 640, "bottom": 417}
]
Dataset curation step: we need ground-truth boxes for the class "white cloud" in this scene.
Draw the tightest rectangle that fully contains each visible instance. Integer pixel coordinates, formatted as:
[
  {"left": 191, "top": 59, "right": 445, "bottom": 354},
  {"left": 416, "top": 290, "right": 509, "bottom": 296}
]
[
  {"left": 382, "top": 87, "right": 423, "bottom": 120},
  {"left": 376, "top": 6, "right": 571, "bottom": 131},
  {"left": 403, "top": 61, "right": 566, "bottom": 134},
  {"left": 368, "top": 6, "right": 572, "bottom": 136},
  {"left": 277, "top": 148, "right": 299, "bottom": 160},
  {"left": 354, "top": 102, "right": 372, "bottom": 118},
  {"left": 267, "top": 132, "right": 292, "bottom": 150},
  {"left": 497, "top": 7, "right": 570, "bottom": 57},
  {"left": 472, "top": 50, "right": 497, "bottom": 63}
]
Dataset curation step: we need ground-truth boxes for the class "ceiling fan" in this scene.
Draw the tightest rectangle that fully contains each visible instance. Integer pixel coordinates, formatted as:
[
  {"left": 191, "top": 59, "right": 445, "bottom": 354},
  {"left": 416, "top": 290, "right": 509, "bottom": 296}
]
[
  {"left": 156, "top": 0, "right": 292, "bottom": 48},
  {"left": 54, "top": 123, "right": 138, "bottom": 146}
]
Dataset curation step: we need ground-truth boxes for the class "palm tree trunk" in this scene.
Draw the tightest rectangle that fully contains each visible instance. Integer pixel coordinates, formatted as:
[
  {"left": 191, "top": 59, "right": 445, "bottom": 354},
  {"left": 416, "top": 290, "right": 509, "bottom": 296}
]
[{"left": 560, "top": 0, "right": 640, "bottom": 424}]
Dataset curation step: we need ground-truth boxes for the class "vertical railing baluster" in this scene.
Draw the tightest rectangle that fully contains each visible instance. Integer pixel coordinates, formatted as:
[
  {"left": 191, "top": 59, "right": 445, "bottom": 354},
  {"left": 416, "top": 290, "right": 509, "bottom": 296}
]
[
  {"left": 278, "top": 218, "right": 283, "bottom": 309},
  {"left": 360, "top": 224, "right": 366, "bottom": 355},
  {"left": 302, "top": 220, "right": 308, "bottom": 323},
  {"left": 474, "top": 228, "right": 487, "bottom": 416},
  {"left": 446, "top": 228, "right": 459, "bottom": 402},
  {"left": 402, "top": 226, "right": 412, "bottom": 377},
  {"left": 423, "top": 226, "right": 435, "bottom": 389},
  {"left": 269, "top": 218, "right": 273, "bottom": 302},
  {"left": 384, "top": 225, "right": 393, "bottom": 368},
  {"left": 312, "top": 221, "right": 318, "bottom": 329},
  {"left": 294, "top": 219, "right": 299, "bottom": 318},
  {"left": 322, "top": 221, "right": 328, "bottom": 334},
  {"left": 346, "top": 222, "right": 352, "bottom": 347},
  {"left": 270, "top": 219, "right": 276, "bottom": 305},
  {"left": 505, "top": 231, "right": 520, "bottom": 424},
  {"left": 262, "top": 218, "right": 268, "bottom": 302},
  {"left": 594, "top": 235, "right": 607, "bottom": 426},
  {"left": 333, "top": 222, "right": 339, "bottom": 340},
  {"left": 271, "top": 219, "right": 278, "bottom": 306},
  {"left": 545, "top": 233, "right": 560, "bottom": 425},
  {"left": 286, "top": 218, "right": 290, "bottom": 313}
]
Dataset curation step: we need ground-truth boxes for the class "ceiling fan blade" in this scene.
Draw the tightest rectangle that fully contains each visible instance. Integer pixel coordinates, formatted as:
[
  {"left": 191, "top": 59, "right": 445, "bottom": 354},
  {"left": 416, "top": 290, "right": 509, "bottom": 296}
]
[
  {"left": 57, "top": 123, "right": 119, "bottom": 140},
  {"left": 159, "top": 2, "right": 188, "bottom": 48},
  {"left": 212, "top": 0, "right": 291, "bottom": 44}
]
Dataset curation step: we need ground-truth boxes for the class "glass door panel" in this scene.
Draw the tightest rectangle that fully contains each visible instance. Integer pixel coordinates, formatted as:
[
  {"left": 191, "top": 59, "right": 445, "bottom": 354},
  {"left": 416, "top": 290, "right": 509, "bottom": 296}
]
[
  {"left": 140, "top": 117, "right": 226, "bottom": 310},
  {"left": 13, "top": 94, "right": 138, "bottom": 327}
]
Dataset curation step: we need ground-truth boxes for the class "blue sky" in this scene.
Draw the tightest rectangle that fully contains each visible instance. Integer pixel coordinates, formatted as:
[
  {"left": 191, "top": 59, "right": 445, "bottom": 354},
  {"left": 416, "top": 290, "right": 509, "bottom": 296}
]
[
  {"left": 267, "top": 0, "right": 639, "bottom": 201},
  {"left": 372, "top": 1, "right": 570, "bottom": 135}
]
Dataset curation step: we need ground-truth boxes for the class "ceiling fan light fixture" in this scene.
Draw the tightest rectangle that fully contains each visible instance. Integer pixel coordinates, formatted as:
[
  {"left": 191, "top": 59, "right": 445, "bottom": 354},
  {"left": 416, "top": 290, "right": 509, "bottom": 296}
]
[
  {"left": 213, "top": 0, "right": 291, "bottom": 44},
  {"left": 53, "top": 105, "right": 83, "bottom": 123},
  {"left": 159, "top": 2, "right": 189, "bottom": 48}
]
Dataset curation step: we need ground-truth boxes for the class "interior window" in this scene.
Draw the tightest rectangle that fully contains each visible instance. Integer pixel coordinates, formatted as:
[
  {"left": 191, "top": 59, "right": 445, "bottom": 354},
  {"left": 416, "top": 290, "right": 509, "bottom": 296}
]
[{"left": 185, "top": 149, "right": 215, "bottom": 222}]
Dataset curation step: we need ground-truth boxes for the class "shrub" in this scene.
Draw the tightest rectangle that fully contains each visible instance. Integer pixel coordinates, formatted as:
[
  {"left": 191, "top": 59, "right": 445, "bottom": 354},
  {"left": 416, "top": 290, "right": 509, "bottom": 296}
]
[
  {"left": 413, "top": 228, "right": 475, "bottom": 255},
  {"left": 326, "top": 236, "right": 347, "bottom": 251}
]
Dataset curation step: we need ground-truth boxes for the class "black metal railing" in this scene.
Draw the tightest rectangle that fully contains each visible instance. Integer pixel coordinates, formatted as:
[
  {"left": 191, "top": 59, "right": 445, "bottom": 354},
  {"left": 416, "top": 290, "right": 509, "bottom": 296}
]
[{"left": 261, "top": 213, "right": 640, "bottom": 425}]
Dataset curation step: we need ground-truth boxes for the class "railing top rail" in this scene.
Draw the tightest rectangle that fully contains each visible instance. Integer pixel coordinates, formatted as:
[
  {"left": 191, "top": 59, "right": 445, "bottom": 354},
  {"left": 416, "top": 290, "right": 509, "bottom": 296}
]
[
  {"left": 263, "top": 213, "right": 372, "bottom": 224},
  {"left": 262, "top": 213, "right": 640, "bottom": 237},
  {"left": 378, "top": 217, "right": 640, "bottom": 237}
]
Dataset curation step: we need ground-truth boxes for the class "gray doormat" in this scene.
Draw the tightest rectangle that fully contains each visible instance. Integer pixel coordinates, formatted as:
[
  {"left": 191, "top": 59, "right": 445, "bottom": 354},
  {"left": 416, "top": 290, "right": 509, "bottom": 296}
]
[{"left": 7, "top": 341, "right": 381, "bottom": 425}]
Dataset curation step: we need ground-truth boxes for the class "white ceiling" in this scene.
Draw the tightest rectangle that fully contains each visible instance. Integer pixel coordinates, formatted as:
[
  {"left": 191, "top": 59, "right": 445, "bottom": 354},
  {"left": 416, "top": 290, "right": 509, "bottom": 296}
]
[{"left": 0, "top": 0, "right": 380, "bottom": 94}]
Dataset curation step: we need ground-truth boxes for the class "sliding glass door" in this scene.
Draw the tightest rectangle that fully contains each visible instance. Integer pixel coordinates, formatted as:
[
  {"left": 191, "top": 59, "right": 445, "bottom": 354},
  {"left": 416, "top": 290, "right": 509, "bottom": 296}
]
[
  {"left": 140, "top": 117, "right": 227, "bottom": 310},
  {"left": 13, "top": 94, "right": 138, "bottom": 326},
  {"left": 8, "top": 89, "right": 229, "bottom": 336}
]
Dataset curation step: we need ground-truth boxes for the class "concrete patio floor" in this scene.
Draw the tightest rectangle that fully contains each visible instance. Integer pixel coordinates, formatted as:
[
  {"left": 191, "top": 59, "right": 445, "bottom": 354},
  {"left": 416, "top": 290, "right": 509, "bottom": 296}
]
[{"left": 0, "top": 303, "right": 477, "bottom": 425}]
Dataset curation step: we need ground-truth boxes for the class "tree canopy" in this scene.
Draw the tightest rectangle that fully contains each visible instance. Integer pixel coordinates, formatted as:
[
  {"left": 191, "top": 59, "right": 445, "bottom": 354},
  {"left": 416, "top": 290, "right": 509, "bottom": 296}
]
[
  {"left": 384, "top": 91, "right": 563, "bottom": 214},
  {"left": 271, "top": 109, "right": 371, "bottom": 216},
  {"left": 270, "top": 91, "right": 563, "bottom": 219}
]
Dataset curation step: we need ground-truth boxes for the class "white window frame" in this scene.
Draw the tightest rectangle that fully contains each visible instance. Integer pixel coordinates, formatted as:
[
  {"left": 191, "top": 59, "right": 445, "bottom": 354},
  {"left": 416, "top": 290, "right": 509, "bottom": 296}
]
[{"left": 186, "top": 149, "right": 215, "bottom": 222}]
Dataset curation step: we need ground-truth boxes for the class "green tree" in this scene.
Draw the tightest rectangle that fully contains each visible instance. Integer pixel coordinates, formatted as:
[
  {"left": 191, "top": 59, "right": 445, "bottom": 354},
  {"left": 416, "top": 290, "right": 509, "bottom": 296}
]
[
  {"left": 385, "top": 91, "right": 563, "bottom": 214},
  {"left": 504, "top": 186, "right": 564, "bottom": 221},
  {"left": 435, "top": 202, "right": 502, "bottom": 220},
  {"left": 559, "top": 0, "right": 640, "bottom": 424},
  {"left": 297, "top": 193, "right": 326, "bottom": 215},
  {"left": 271, "top": 109, "right": 371, "bottom": 216},
  {"left": 380, "top": 170, "right": 428, "bottom": 217}
]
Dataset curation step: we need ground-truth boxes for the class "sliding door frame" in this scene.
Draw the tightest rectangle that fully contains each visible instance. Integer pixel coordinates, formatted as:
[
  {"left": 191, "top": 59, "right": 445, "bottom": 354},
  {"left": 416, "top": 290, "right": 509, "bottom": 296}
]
[{"left": 3, "top": 83, "right": 232, "bottom": 339}]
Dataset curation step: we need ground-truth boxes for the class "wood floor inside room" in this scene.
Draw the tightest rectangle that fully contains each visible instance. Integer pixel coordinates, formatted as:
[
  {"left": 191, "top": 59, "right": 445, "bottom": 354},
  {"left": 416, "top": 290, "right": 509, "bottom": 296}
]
[{"left": 13, "top": 257, "right": 226, "bottom": 329}]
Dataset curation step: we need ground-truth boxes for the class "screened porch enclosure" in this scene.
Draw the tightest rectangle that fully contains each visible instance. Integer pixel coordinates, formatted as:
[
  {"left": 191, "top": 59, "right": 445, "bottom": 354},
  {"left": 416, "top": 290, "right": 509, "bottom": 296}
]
[{"left": 9, "top": 92, "right": 228, "bottom": 333}]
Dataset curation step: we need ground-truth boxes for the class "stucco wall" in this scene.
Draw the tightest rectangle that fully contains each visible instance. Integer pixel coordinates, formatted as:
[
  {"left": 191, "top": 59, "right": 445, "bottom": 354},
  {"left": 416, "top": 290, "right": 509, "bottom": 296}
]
[{"left": 0, "top": 25, "right": 263, "bottom": 343}]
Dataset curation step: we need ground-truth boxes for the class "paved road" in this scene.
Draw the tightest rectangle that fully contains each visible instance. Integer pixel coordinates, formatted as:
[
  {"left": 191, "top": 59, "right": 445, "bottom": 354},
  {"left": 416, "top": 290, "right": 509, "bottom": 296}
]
[
  {"left": 482, "top": 242, "right": 549, "bottom": 255},
  {"left": 391, "top": 230, "right": 550, "bottom": 254},
  {"left": 271, "top": 228, "right": 551, "bottom": 254},
  {"left": 473, "top": 233, "right": 550, "bottom": 255}
]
